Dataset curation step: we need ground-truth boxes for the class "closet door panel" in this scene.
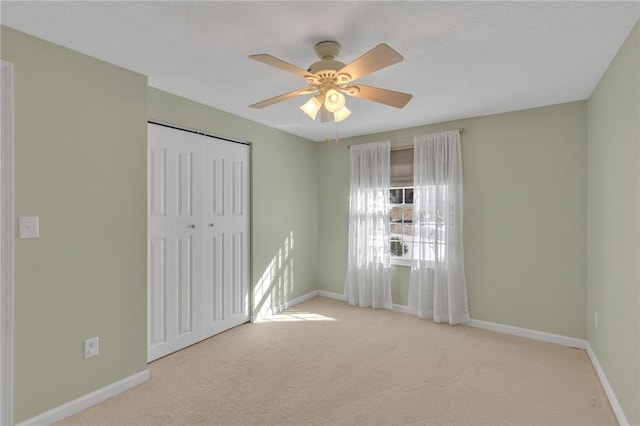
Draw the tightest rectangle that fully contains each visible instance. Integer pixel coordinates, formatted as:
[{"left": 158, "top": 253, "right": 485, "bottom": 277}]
[
  {"left": 148, "top": 237, "right": 167, "bottom": 346},
  {"left": 224, "top": 144, "right": 250, "bottom": 324},
  {"left": 176, "top": 235, "right": 193, "bottom": 335},
  {"left": 208, "top": 233, "right": 224, "bottom": 323},
  {"left": 201, "top": 145, "right": 225, "bottom": 334},
  {"left": 231, "top": 231, "right": 246, "bottom": 316}
]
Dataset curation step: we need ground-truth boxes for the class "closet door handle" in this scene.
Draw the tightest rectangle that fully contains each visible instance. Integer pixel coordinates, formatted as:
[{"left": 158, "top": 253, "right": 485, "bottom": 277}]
[
  {"left": 208, "top": 223, "right": 215, "bottom": 227},
  {"left": 188, "top": 224, "right": 196, "bottom": 228}
]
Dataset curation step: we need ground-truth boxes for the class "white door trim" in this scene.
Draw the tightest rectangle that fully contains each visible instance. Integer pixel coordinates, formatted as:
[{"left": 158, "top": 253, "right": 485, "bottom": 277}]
[
  {"left": 147, "top": 123, "right": 250, "bottom": 362},
  {"left": 0, "top": 60, "right": 15, "bottom": 426}
]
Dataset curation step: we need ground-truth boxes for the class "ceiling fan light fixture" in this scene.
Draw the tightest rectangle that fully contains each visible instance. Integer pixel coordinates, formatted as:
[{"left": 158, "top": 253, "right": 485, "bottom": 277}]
[
  {"left": 300, "top": 96, "right": 322, "bottom": 120},
  {"left": 333, "top": 106, "right": 351, "bottom": 122},
  {"left": 324, "top": 89, "right": 346, "bottom": 113}
]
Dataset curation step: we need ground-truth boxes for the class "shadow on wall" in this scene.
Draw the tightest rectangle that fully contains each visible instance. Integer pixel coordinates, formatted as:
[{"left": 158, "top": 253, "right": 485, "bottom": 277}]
[{"left": 253, "top": 231, "right": 296, "bottom": 321}]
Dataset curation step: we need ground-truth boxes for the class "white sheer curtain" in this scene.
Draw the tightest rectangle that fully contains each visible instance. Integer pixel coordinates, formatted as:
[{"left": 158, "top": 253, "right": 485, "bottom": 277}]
[
  {"left": 408, "top": 130, "right": 470, "bottom": 324},
  {"left": 344, "top": 141, "right": 392, "bottom": 309}
]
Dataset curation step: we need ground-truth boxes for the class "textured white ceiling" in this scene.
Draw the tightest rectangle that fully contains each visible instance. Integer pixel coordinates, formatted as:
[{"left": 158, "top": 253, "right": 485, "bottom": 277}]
[{"left": 2, "top": 1, "right": 639, "bottom": 141}]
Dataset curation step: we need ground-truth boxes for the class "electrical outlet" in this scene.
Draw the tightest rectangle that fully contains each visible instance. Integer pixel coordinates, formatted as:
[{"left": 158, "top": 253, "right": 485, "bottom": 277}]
[
  {"left": 594, "top": 312, "right": 599, "bottom": 329},
  {"left": 84, "top": 337, "right": 99, "bottom": 359}
]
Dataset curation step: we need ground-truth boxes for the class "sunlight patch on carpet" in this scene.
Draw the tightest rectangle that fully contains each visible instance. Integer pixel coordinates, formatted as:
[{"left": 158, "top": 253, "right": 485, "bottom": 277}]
[{"left": 261, "top": 309, "right": 337, "bottom": 322}]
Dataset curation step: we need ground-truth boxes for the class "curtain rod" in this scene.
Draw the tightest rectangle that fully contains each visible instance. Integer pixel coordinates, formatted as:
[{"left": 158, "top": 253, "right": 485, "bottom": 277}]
[{"left": 346, "top": 128, "right": 464, "bottom": 149}]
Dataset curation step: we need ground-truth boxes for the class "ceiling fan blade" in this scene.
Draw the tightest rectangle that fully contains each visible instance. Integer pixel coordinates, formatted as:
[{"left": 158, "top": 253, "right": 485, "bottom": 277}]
[
  {"left": 337, "top": 44, "right": 404, "bottom": 82},
  {"left": 343, "top": 85, "right": 413, "bottom": 108},
  {"left": 250, "top": 88, "right": 312, "bottom": 109},
  {"left": 249, "top": 54, "right": 312, "bottom": 79}
]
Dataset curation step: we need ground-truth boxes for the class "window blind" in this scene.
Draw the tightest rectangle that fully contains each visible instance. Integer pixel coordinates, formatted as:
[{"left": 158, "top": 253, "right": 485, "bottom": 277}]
[{"left": 390, "top": 147, "right": 413, "bottom": 187}]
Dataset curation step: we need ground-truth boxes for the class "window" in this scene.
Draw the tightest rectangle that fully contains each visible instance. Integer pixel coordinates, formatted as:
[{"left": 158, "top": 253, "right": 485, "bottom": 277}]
[
  {"left": 390, "top": 147, "right": 414, "bottom": 265},
  {"left": 390, "top": 186, "right": 413, "bottom": 263},
  {"left": 389, "top": 147, "right": 447, "bottom": 265}
]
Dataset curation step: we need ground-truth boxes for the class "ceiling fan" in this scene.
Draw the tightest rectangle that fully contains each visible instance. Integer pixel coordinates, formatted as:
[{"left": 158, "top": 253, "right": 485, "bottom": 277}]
[{"left": 249, "top": 41, "right": 413, "bottom": 123}]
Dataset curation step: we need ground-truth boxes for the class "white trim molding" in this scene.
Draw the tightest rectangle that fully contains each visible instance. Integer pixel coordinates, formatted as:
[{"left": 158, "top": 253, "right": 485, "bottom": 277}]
[
  {"left": 252, "top": 290, "right": 320, "bottom": 322},
  {"left": 317, "top": 290, "right": 345, "bottom": 302},
  {"left": 317, "top": 290, "right": 414, "bottom": 314},
  {"left": 317, "top": 290, "right": 413, "bottom": 315},
  {"left": 465, "top": 318, "right": 587, "bottom": 349},
  {"left": 17, "top": 370, "right": 150, "bottom": 426},
  {"left": 1, "top": 59, "right": 15, "bottom": 426},
  {"left": 586, "top": 343, "right": 629, "bottom": 426}
]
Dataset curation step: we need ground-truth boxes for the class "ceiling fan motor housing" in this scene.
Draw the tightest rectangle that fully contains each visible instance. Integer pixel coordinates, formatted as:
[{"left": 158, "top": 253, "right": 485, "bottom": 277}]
[
  {"left": 307, "top": 60, "right": 346, "bottom": 75},
  {"left": 314, "top": 41, "right": 341, "bottom": 60},
  {"left": 307, "top": 41, "right": 350, "bottom": 86}
]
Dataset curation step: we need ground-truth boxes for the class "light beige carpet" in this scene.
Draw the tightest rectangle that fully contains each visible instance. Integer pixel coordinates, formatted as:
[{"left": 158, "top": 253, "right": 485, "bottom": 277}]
[{"left": 58, "top": 297, "right": 616, "bottom": 425}]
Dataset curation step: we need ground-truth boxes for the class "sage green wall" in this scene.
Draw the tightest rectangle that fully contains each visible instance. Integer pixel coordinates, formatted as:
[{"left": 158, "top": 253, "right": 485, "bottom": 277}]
[
  {"left": 147, "top": 88, "right": 318, "bottom": 319},
  {"left": 317, "top": 102, "right": 588, "bottom": 339},
  {"left": 587, "top": 20, "right": 640, "bottom": 425},
  {"left": 1, "top": 27, "right": 148, "bottom": 422}
]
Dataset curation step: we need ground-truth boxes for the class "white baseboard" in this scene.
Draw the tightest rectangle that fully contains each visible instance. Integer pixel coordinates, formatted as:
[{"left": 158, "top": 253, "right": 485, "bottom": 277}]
[
  {"left": 252, "top": 290, "right": 320, "bottom": 322},
  {"left": 391, "top": 303, "right": 413, "bottom": 314},
  {"left": 317, "top": 290, "right": 413, "bottom": 315},
  {"left": 18, "top": 369, "right": 150, "bottom": 426},
  {"left": 317, "top": 290, "right": 345, "bottom": 301},
  {"left": 466, "top": 318, "right": 587, "bottom": 349},
  {"left": 280, "top": 290, "right": 319, "bottom": 311},
  {"left": 586, "top": 343, "right": 629, "bottom": 426}
]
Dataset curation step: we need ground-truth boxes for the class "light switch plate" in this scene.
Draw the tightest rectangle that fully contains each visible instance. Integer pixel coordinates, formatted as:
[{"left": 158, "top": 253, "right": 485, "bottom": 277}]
[{"left": 19, "top": 216, "right": 39, "bottom": 239}]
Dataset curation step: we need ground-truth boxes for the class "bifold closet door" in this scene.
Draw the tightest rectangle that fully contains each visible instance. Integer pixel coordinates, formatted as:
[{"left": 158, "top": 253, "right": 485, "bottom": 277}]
[
  {"left": 147, "top": 125, "right": 202, "bottom": 361},
  {"left": 147, "top": 124, "right": 249, "bottom": 362},
  {"left": 200, "top": 140, "right": 250, "bottom": 338}
]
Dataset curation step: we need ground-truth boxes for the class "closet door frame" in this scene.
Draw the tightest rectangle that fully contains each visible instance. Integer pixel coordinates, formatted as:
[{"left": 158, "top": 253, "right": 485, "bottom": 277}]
[
  {"left": 1, "top": 59, "right": 15, "bottom": 426},
  {"left": 147, "top": 121, "right": 250, "bottom": 362}
]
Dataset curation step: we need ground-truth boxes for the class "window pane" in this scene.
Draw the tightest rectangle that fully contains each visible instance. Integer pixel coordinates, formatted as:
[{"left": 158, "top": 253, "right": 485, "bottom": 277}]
[
  {"left": 390, "top": 237, "right": 409, "bottom": 257},
  {"left": 390, "top": 188, "right": 403, "bottom": 204},
  {"left": 390, "top": 206, "right": 404, "bottom": 223},
  {"left": 403, "top": 232, "right": 414, "bottom": 259},
  {"left": 403, "top": 205, "right": 413, "bottom": 223},
  {"left": 390, "top": 222, "right": 404, "bottom": 235},
  {"left": 404, "top": 188, "right": 414, "bottom": 204}
]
